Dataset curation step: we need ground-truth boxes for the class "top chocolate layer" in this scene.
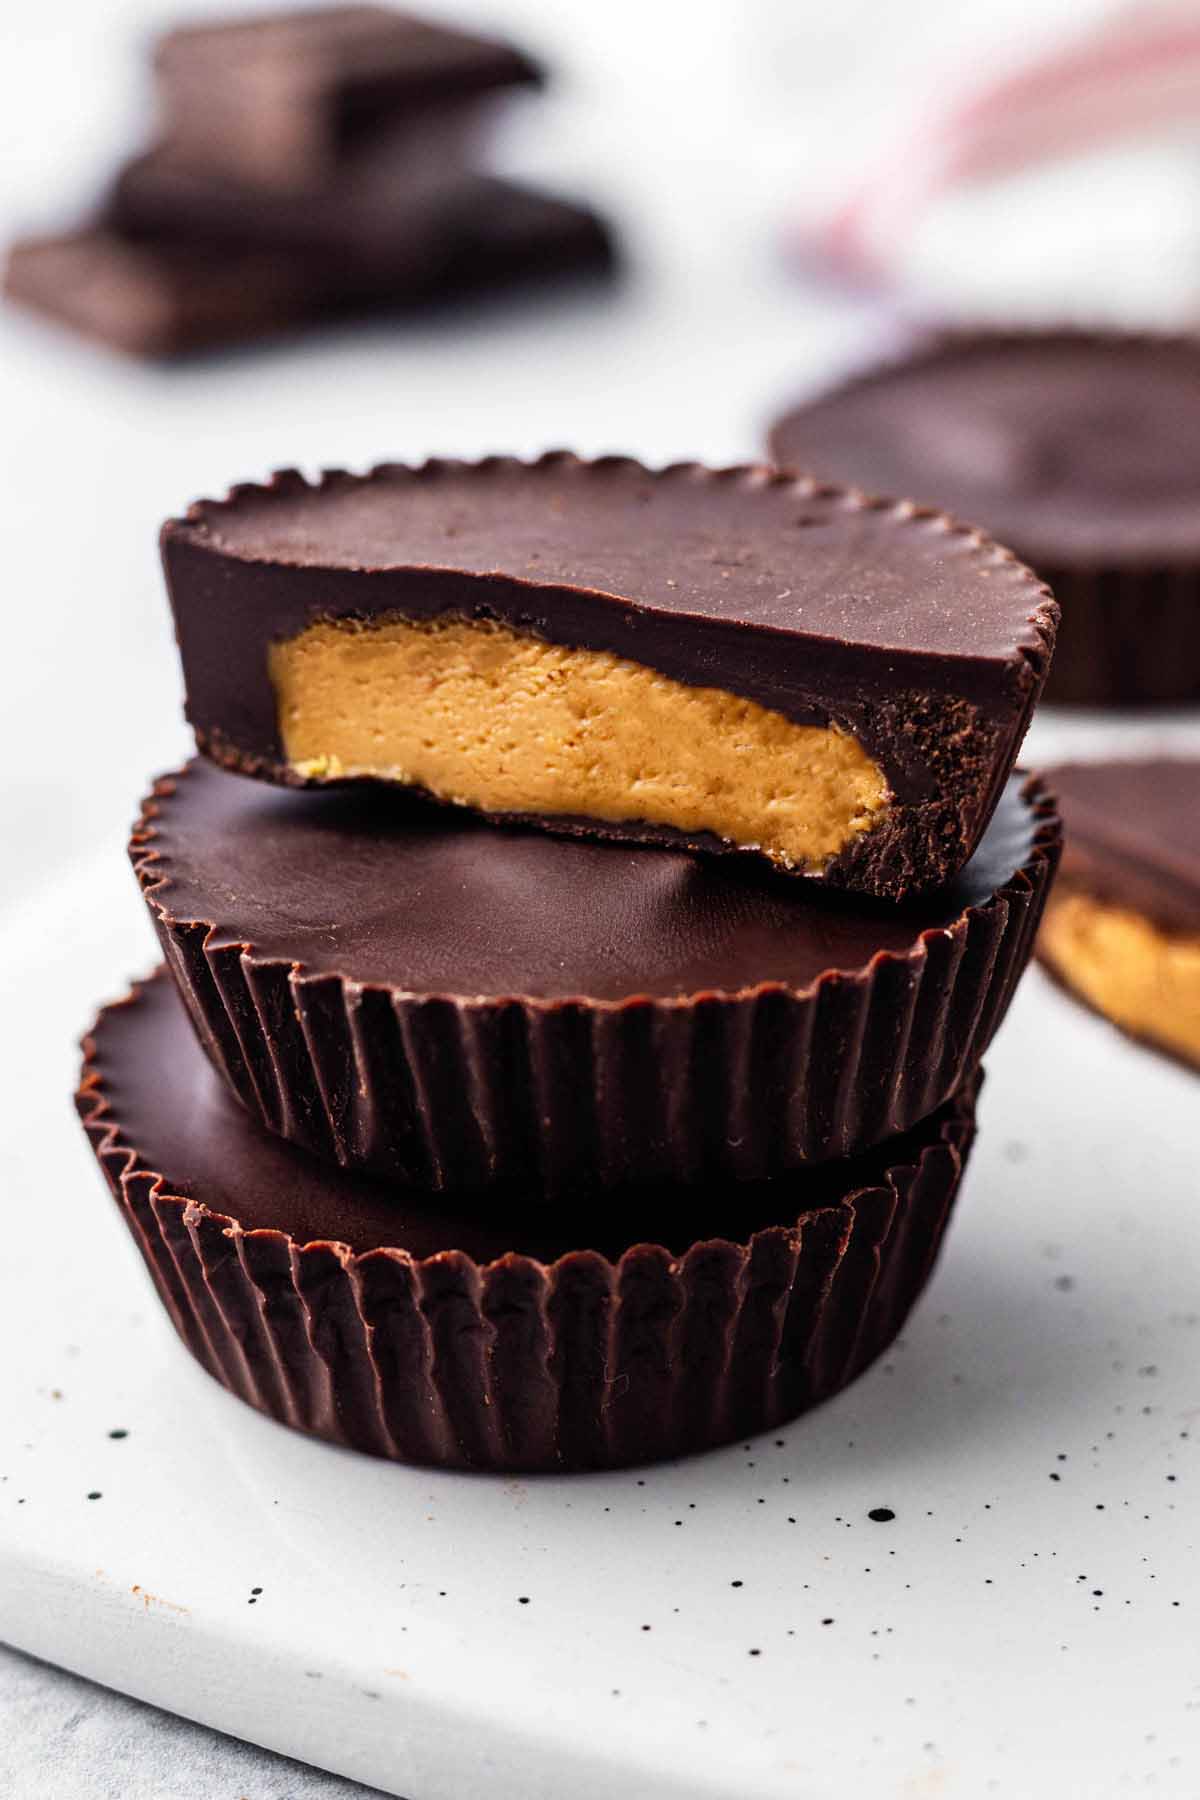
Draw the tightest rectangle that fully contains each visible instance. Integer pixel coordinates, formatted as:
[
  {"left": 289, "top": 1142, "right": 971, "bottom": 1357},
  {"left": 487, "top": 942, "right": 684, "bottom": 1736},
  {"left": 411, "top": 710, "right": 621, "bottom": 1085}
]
[
  {"left": 768, "top": 330, "right": 1200, "bottom": 570},
  {"left": 154, "top": 6, "right": 541, "bottom": 185},
  {"left": 167, "top": 456, "right": 1049, "bottom": 663},
  {"left": 162, "top": 456, "right": 1056, "bottom": 899},
  {"left": 1046, "top": 758, "right": 1200, "bottom": 934}
]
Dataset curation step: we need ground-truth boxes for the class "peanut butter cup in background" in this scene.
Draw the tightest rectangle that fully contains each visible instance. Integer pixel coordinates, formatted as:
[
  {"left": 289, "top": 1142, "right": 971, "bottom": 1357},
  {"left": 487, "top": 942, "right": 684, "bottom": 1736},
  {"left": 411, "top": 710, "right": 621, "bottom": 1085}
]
[
  {"left": 77, "top": 971, "right": 980, "bottom": 1473},
  {"left": 160, "top": 455, "right": 1057, "bottom": 900},
  {"left": 768, "top": 330, "right": 1200, "bottom": 706},
  {"left": 1038, "top": 758, "right": 1200, "bottom": 1070},
  {"left": 131, "top": 759, "right": 1058, "bottom": 1196}
]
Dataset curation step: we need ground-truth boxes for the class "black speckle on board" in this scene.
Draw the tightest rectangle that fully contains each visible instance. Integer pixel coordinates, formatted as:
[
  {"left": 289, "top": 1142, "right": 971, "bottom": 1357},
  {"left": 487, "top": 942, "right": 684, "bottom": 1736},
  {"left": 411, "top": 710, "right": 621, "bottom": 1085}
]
[{"left": 868, "top": 1507, "right": 896, "bottom": 1523}]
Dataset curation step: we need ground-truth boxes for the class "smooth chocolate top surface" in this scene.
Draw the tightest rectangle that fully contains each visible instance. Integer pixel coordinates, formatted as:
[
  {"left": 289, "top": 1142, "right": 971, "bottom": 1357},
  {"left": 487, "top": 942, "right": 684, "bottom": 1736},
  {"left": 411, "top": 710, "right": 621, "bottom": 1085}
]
[
  {"left": 155, "top": 5, "right": 540, "bottom": 94},
  {"left": 1048, "top": 758, "right": 1200, "bottom": 933},
  {"left": 84, "top": 971, "right": 974, "bottom": 1259},
  {"left": 769, "top": 332, "right": 1200, "bottom": 566},
  {"left": 138, "top": 759, "right": 1043, "bottom": 1004},
  {"left": 165, "top": 455, "right": 1050, "bottom": 671}
]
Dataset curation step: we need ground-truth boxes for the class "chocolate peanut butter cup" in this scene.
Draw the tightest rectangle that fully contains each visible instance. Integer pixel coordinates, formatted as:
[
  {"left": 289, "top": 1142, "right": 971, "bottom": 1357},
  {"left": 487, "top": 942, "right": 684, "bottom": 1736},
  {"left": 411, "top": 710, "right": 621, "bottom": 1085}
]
[
  {"left": 77, "top": 971, "right": 980, "bottom": 1472},
  {"left": 132, "top": 759, "right": 1058, "bottom": 1194},
  {"left": 1037, "top": 759, "right": 1200, "bottom": 1071},
  {"left": 161, "top": 456, "right": 1057, "bottom": 900},
  {"left": 768, "top": 330, "right": 1200, "bottom": 706}
]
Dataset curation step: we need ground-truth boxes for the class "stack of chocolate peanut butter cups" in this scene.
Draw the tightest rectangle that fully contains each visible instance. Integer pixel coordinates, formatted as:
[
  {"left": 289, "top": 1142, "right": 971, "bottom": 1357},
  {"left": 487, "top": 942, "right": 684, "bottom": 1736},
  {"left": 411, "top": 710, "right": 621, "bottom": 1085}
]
[{"left": 78, "top": 455, "right": 1062, "bottom": 1472}]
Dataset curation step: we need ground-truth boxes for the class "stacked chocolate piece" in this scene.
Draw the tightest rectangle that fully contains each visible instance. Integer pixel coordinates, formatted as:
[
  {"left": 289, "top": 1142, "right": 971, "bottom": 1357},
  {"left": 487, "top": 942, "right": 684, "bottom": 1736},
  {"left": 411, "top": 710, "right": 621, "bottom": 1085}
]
[
  {"left": 78, "top": 455, "right": 1062, "bottom": 1471},
  {"left": 5, "top": 6, "right": 614, "bottom": 357}
]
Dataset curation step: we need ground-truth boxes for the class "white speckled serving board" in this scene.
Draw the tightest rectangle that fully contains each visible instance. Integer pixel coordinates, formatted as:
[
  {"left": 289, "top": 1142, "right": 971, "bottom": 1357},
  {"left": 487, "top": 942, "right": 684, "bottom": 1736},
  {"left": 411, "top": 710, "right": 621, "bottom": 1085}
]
[{"left": 0, "top": 711, "right": 1198, "bottom": 1800}]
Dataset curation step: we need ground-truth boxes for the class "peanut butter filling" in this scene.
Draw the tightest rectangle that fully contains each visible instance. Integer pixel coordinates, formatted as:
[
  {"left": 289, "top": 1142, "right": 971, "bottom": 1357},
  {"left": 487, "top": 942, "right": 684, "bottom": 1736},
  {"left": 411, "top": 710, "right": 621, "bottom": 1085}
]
[
  {"left": 1040, "top": 888, "right": 1200, "bottom": 1066},
  {"left": 269, "top": 614, "right": 890, "bottom": 870}
]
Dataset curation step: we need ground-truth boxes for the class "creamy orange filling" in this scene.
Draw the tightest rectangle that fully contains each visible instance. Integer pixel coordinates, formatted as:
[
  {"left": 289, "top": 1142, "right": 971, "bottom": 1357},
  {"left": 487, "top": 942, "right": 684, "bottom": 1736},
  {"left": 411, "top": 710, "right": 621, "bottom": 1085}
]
[
  {"left": 269, "top": 614, "right": 891, "bottom": 870},
  {"left": 1040, "top": 888, "right": 1200, "bottom": 1066}
]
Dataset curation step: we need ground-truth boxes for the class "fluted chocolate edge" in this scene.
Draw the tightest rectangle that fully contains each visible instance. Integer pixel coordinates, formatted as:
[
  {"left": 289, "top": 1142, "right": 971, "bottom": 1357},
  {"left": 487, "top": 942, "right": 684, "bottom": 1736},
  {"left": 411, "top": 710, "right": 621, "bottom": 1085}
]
[
  {"left": 130, "top": 766, "right": 1057, "bottom": 1193},
  {"left": 76, "top": 978, "right": 980, "bottom": 1474}
]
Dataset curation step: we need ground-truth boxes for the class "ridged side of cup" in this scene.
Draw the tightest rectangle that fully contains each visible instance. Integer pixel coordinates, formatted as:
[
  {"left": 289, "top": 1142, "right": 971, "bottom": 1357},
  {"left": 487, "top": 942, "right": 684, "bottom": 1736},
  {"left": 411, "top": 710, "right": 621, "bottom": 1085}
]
[
  {"left": 133, "top": 768, "right": 1057, "bottom": 1194},
  {"left": 1036, "top": 564, "right": 1200, "bottom": 706},
  {"left": 77, "top": 978, "right": 979, "bottom": 1473}
]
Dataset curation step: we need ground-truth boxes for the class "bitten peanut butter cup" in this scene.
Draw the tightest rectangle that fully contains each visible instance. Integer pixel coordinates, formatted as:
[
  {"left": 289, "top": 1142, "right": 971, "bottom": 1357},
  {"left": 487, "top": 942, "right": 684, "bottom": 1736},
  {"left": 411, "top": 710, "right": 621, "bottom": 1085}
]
[
  {"left": 1037, "top": 758, "right": 1200, "bottom": 1072},
  {"left": 132, "top": 759, "right": 1058, "bottom": 1195},
  {"left": 160, "top": 455, "right": 1057, "bottom": 900},
  {"left": 77, "top": 971, "right": 980, "bottom": 1473},
  {"left": 768, "top": 330, "right": 1200, "bottom": 706}
]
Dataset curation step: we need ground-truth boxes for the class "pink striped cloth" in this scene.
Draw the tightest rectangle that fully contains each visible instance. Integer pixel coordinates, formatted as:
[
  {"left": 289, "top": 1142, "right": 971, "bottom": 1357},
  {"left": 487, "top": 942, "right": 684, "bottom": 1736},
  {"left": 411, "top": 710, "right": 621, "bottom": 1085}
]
[{"left": 795, "top": 6, "right": 1200, "bottom": 289}]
